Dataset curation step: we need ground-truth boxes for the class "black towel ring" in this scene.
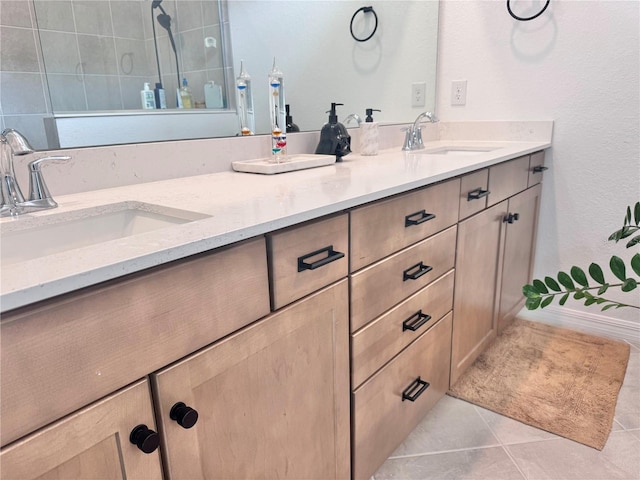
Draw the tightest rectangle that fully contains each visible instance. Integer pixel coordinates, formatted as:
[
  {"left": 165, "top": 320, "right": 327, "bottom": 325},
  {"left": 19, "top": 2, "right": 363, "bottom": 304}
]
[
  {"left": 350, "top": 6, "right": 378, "bottom": 42},
  {"left": 507, "top": 0, "right": 550, "bottom": 21}
]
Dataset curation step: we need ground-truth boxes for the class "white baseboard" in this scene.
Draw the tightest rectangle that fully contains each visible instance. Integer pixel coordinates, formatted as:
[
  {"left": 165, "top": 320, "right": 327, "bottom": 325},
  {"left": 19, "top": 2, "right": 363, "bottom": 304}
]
[{"left": 517, "top": 305, "right": 640, "bottom": 344}]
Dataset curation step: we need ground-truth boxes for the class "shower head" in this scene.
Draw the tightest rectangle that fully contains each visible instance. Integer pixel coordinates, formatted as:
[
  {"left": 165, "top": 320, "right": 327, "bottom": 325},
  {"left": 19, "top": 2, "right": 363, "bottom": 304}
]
[{"left": 157, "top": 13, "right": 172, "bottom": 32}]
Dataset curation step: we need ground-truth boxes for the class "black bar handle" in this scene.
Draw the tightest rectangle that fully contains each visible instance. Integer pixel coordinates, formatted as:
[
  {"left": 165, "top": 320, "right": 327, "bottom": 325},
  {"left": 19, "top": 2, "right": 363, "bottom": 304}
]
[
  {"left": 402, "top": 310, "right": 432, "bottom": 332},
  {"left": 503, "top": 213, "right": 520, "bottom": 224},
  {"left": 402, "top": 261, "right": 433, "bottom": 281},
  {"left": 405, "top": 210, "right": 436, "bottom": 227},
  {"left": 532, "top": 165, "right": 549, "bottom": 173},
  {"left": 402, "top": 377, "right": 430, "bottom": 402},
  {"left": 297, "top": 245, "right": 345, "bottom": 272},
  {"left": 467, "top": 188, "right": 491, "bottom": 201}
]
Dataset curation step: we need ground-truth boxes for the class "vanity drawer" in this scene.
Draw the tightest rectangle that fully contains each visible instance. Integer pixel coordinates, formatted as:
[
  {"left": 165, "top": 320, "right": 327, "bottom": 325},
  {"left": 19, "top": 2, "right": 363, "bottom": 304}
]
[
  {"left": 350, "top": 178, "right": 460, "bottom": 271},
  {"left": 0, "top": 237, "right": 270, "bottom": 447},
  {"left": 352, "top": 312, "right": 452, "bottom": 480},
  {"left": 459, "top": 169, "right": 490, "bottom": 220},
  {"left": 487, "top": 155, "right": 530, "bottom": 207},
  {"left": 528, "top": 150, "right": 547, "bottom": 187},
  {"left": 351, "top": 270, "right": 454, "bottom": 388},
  {"left": 267, "top": 213, "right": 348, "bottom": 310},
  {"left": 350, "top": 226, "right": 456, "bottom": 332}
]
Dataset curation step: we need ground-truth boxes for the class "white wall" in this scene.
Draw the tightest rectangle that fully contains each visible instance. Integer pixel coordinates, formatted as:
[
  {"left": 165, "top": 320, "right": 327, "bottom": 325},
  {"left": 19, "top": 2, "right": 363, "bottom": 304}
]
[{"left": 437, "top": 0, "right": 640, "bottom": 324}]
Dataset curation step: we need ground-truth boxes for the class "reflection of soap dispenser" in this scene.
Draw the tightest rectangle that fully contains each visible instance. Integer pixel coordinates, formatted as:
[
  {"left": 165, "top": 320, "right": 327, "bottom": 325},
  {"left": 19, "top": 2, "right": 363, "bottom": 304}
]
[
  {"left": 179, "top": 78, "right": 193, "bottom": 109},
  {"left": 315, "top": 102, "right": 351, "bottom": 161},
  {"left": 360, "top": 108, "right": 381, "bottom": 156},
  {"left": 285, "top": 104, "right": 300, "bottom": 133},
  {"left": 141, "top": 82, "right": 155, "bottom": 109}
]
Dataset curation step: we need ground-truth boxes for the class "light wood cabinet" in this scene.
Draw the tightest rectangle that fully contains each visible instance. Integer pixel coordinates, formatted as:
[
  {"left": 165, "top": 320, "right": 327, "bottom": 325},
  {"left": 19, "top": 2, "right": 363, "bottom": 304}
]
[
  {"left": 0, "top": 380, "right": 163, "bottom": 480},
  {"left": 151, "top": 280, "right": 350, "bottom": 480}
]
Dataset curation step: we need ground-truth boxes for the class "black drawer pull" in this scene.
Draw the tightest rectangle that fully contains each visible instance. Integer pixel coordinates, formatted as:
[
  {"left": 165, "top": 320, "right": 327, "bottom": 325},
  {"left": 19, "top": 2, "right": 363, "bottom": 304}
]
[
  {"left": 503, "top": 213, "right": 520, "bottom": 224},
  {"left": 532, "top": 165, "right": 548, "bottom": 173},
  {"left": 402, "top": 377, "right": 430, "bottom": 402},
  {"left": 297, "top": 245, "right": 345, "bottom": 272},
  {"left": 403, "top": 261, "right": 433, "bottom": 281},
  {"left": 402, "top": 310, "right": 432, "bottom": 332},
  {"left": 405, "top": 210, "right": 436, "bottom": 227},
  {"left": 467, "top": 188, "right": 490, "bottom": 201}
]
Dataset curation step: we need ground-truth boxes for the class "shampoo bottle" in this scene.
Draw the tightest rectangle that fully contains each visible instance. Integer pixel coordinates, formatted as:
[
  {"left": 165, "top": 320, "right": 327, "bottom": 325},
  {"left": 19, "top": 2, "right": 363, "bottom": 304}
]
[
  {"left": 141, "top": 82, "right": 156, "bottom": 109},
  {"left": 268, "top": 58, "right": 287, "bottom": 162},
  {"left": 205, "top": 81, "right": 224, "bottom": 108},
  {"left": 235, "top": 60, "right": 255, "bottom": 135},
  {"left": 360, "top": 108, "right": 381, "bottom": 156},
  {"left": 179, "top": 78, "right": 193, "bottom": 109},
  {"left": 154, "top": 82, "right": 167, "bottom": 109}
]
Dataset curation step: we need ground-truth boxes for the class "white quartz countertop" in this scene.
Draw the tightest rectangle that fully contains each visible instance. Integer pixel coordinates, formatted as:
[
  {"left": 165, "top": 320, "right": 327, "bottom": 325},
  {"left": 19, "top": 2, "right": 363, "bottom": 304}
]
[{"left": 0, "top": 139, "right": 550, "bottom": 312}]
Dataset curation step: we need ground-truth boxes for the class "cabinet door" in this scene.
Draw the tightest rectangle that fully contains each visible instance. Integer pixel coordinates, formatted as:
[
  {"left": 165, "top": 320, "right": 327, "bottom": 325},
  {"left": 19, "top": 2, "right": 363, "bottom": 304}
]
[
  {"left": 0, "top": 380, "right": 162, "bottom": 480},
  {"left": 497, "top": 184, "right": 542, "bottom": 332},
  {"left": 451, "top": 202, "right": 507, "bottom": 386},
  {"left": 151, "top": 280, "right": 350, "bottom": 480}
]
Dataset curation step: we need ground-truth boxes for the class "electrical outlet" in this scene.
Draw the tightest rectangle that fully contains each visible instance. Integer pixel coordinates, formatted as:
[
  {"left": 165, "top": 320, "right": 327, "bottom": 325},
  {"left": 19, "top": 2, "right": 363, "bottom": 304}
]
[
  {"left": 412, "top": 82, "right": 426, "bottom": 107},
  {"left": 451, "top": 80, "right": 467, "bottom": 106}
]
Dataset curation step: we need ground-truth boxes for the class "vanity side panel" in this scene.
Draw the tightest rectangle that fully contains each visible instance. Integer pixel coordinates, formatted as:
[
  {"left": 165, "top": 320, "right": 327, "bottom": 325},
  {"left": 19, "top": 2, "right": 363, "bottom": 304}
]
[{"left": 0, "top": 237, "right": 270, "bottom": 447}]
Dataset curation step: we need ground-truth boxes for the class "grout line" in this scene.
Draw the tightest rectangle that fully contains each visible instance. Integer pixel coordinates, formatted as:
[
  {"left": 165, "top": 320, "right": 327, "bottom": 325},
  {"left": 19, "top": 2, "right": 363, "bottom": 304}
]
[{"left": 387, "top": 443, "right": 505, "bottom": 460}]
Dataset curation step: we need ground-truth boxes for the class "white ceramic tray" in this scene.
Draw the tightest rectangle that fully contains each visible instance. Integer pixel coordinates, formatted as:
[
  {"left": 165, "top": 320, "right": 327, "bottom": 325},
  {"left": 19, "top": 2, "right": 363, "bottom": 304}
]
[{"left": 232, "top": 154, "right": 336, "bottom": 174}]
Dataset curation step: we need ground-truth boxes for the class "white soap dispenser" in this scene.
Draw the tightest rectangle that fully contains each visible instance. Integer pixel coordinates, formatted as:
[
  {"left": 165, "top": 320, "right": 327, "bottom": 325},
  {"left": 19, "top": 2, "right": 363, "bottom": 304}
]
[{"left": 360, "top": 108, "right": 381, "bottom": 156}]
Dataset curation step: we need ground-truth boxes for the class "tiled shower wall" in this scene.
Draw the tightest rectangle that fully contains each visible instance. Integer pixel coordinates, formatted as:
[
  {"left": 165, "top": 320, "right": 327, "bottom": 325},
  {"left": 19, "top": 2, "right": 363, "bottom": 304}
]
[{"left": 0, "top": 0, "right": 230, "bottom": 149}]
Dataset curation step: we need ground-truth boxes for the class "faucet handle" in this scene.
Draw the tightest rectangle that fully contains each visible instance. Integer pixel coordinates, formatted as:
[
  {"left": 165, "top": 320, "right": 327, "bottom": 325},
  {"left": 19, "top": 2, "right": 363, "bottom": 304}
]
[{"left": 26, "top": 155, "right": 70, "bottom": 208}]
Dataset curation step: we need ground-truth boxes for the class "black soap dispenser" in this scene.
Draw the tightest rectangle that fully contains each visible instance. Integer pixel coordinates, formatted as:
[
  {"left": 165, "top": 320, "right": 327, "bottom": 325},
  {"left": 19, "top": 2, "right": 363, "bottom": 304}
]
[
  {"left": 285, "top": 104, "right": 300, "bottom": 133},
  {"left": 315, "top": 102, "right": 351, "bottom": 161}
]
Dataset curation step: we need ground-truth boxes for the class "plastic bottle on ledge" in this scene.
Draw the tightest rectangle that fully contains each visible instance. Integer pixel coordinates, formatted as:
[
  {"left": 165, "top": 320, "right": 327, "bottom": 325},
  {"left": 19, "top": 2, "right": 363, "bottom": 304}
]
[
  {"left": 141, "top": 82, "right": 156, "bottom": 109},
  {"left": 235, "top": 60, "right": 255, "bottom": 135},
  {"left": 286, "top": 104, "right": 300, "bottom": 133},
  {"left": 179, "top": 78, "right": 193, "bottom": 109},
  {"left": 360, "top": 108, "right": 381, "bottom": 156},
  {"left": 268, "top": 58, "right": 287, "bottom": 163}
]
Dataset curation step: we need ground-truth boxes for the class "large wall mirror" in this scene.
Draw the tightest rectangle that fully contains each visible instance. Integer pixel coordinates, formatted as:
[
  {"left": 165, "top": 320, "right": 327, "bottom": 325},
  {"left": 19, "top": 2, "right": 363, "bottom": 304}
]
[{"left": 32, "top": 0, "right": 439, "bottom": 148}]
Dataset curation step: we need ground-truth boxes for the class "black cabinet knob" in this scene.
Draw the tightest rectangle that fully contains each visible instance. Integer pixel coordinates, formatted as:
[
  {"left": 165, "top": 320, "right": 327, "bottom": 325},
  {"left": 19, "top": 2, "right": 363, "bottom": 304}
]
[
  {"left": 129, "top": 424, "right": 160, "bottom": 454},
  {"left": 170, "top": 402, "right": 199, "bottom": 429}
]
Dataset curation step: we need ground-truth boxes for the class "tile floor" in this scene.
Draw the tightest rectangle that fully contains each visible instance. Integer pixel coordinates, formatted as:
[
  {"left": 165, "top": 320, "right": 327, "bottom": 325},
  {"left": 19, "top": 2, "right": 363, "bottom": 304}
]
[{"left": 373, "top": 336, "right": 640, "bottom": 480}]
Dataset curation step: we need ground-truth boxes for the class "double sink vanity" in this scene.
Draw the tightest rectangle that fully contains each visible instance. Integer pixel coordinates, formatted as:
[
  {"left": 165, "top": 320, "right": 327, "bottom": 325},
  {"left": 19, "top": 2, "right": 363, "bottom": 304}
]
[{"left": 0, "top": 122, "right": 552, "bottom": 479}]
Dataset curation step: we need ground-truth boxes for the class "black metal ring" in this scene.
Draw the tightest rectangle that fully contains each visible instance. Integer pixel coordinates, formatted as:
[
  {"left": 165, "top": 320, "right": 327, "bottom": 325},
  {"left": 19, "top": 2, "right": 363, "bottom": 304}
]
[
  {"left": 350, "top": 6, "right": 378, "bottom": 42},
  {"left": 507, "top": 0, "right": 550, "bottom": 21}
]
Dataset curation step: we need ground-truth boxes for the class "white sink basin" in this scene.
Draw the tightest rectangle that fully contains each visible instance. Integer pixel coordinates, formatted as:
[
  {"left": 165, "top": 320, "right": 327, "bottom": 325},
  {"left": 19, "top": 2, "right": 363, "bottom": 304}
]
[
  {"left": 0, "top": 202, "right": 209, "bottom": 266},
  {"left": 419, "top": 146, "right": 497, "bottom": 156}
]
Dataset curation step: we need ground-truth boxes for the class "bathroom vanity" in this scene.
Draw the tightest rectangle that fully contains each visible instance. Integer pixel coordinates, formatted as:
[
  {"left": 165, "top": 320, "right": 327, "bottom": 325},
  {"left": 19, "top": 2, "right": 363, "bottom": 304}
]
[{"left": 0, "top": 127, "right": 551, "bottom": 479}]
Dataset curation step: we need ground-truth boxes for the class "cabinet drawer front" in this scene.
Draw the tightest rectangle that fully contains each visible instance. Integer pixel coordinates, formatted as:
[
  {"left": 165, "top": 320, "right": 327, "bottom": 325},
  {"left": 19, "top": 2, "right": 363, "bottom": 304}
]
[
  {"left": 459, "top": 169, "right": 489, "bottom": 220},
  {"left": 527, "top": 150, "right": 546, "bottom": 187},
  {"left": 352, "top": 270, "right": 454, "bottom": 388},
  {"left": 0, "top": 238, "right": 270, "bottom": 447},
  {"left": 352, "top": 312, "right": 452, "bottom": 480},
  {"left": 0, "top": 379, "right": 163, "bottom": 480},
  {"left": 268, "top": 214, "right": 348, "bottom": 310},
  {"left": 351, "top": 226, "right": 456, "bottom": 332},
  {"left": 487, "top": 155, "right": 530, "bottom": 207},
  {"left": 350, "top": 178, "right": 460, "bottom": 271}
]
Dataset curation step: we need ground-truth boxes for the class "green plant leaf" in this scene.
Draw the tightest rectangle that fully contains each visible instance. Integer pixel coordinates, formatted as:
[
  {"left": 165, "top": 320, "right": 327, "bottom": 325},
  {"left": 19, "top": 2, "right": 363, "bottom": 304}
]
[
  {"left": 595, "top": 298, "right": 607, "bottom": 304},
  {"left": 573, "top": 290, "right": 585, "bottom": 300},
  {"left": 608, "top": 230, "right": 622, "bottom": 242},
  {"left": 622, "top": 278, "right": 638, "bottom": 292},
  {"left": 582, "top": 290, "right": 594, "bottom": 298},
  {"left": 558, "top": 271, "right": 575, "bottom": 290},
  {"left": 545, "top": 276, "right": 561, "bottom": 292},
  {"left": 584, "top": 298, "right": 597, "bottom": 306},
  {"left": 628, "top": 235, "right": 640, "bottom": 248},
  {"left": 598, "top": 284, "right": 610, "bottom": 295},
  {"left": 559, "top": 292, "right": 569, "bottom": 305},
  {"left": 540, "top": 296, "right": 553, "bottom": 309},
  {"left": 523, "top": 284, "right": 540, "bottom": 298},
  {"left": 610, "top": 256, "right": 626, "bottom": 281},
  {"left": 589, "top": 263, "right": 605, "bottom": 284},
  {"left": 525, "top": 296, "right": 542, "bottom": 310},
  {"left": 626, "top": 206, "right": 632, "bottom": 225},
  {"left": 533, "top": 279, "right": 548, "bottom": 294},
  {"left": 602, "top": 304, "right": 617, "bottom": 311},
  {"left": 635, "top": 202, "right": 640, "bottom": 226},
  {"left": 571, "top": 266, "right": 589, "bottom": 287},
  {"left": 632, "top": 253, "right": 640, "bottom": 277}
]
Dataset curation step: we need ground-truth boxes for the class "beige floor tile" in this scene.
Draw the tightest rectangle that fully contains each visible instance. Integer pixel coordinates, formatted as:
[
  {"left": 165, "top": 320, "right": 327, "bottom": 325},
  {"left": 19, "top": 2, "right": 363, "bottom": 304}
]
[
  {"left": 388, "top": 396, "right": 499, "bottom": 458},
  {"left": 474, "top": 406, "right": 559, "bottom": 444},
  {"left": 624, "top": 338, "right": 640, "bottom": 352},
  {"left": 623, "top": 352, "right": 639, "bottom": 387},
  {"left": 374, "top": 446, "right": 525, "bottom": 480},
  {"left": 629, "top": 429, "right": 640, "bottom": 441},
  {"left": 506, "top": 430, "right": 640, "bottom": 480},
  {"left": 614, "top": 384, "right": 640, "bottom": 430}
]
